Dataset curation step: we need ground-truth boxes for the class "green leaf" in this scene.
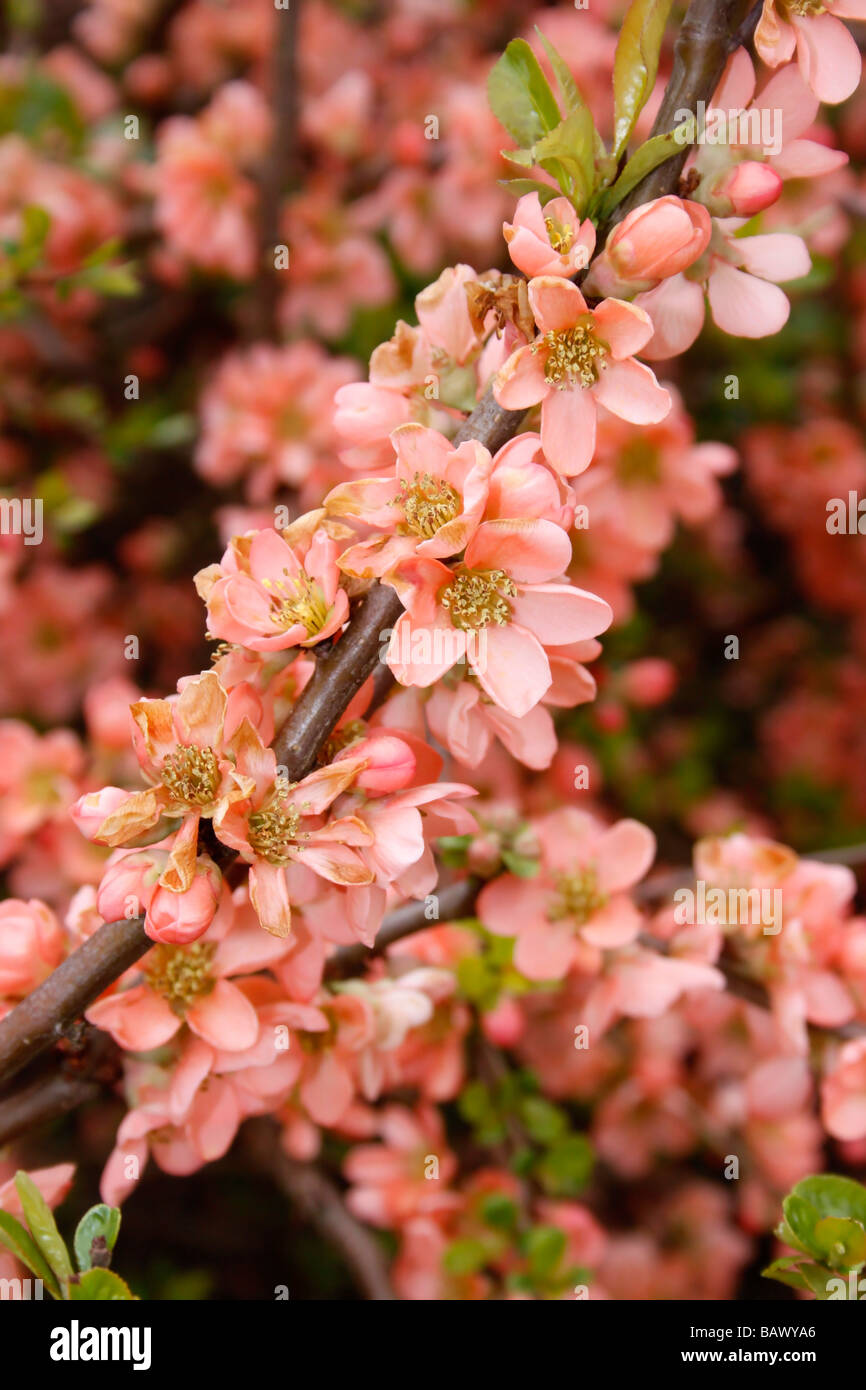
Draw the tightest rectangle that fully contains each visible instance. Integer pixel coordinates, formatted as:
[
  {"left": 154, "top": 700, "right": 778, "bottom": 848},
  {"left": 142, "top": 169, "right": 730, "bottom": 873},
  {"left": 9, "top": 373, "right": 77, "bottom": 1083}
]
[
  {"left": 761, "top": 1256, "right": 819, "bottom": 1294},
  {"left": 532, "top": 107, "right": 596, "bottom": 211},
  {"left": 535, "top": 29, "right": 585, "bottom": 117},
  {"left": 535, "top": 1134, "right": 594, "bottom": 1197},
  {"left": 595, "top": 122, "right": 691, "bottom": 217},
  {"left": 14, "top": 1172, "right": 73, "bottom": 1289},
  {"left": 499, "top": 178, "right": 561, "bottom": 206},
  {"left": 792, "top": 1174, "right": 866, "bottom": 1228},
  {"left": 612, "top": 0, "right": 674, "bottom": 157},
  {"left": 443, "top": 1238, "right": 488, "bottom": 1277},
  {"left": 74, "top": 1205, "right": 121, "bottom": 1273},
  {"left": 500, "top": 849, "right": 541, "bottom": 878},
  {"left": 524, "top": 1225, "right": 566, "bottom": 1280},
  {"left": 68, "top": 1268, "right": 137, "bottom": 1301},
  {"left": 518, "top": 1096, "right": 566, "bottom": 1145},
  {"left": 488, "top": 38, "right": 562, "bottom": 149},
  {"left": 480, "top": 1194, "right": 519, "bottom": 1232},
  {"left": 0, "top": 1210, "right": 62, "bottom": 1298},
  {"left": 812, "top": 1216, "right": 866, "bottom": 1270}
]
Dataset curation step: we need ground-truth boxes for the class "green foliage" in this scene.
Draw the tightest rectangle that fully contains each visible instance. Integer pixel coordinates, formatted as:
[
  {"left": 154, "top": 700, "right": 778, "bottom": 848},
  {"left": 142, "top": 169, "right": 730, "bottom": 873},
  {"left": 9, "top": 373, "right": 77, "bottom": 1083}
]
[
  {"left": 763, "top": 1174, "right": 866, "bottom": 1298},
  {"left": 612, "top": 0, "right": 674, "bottom": 157},
  {"left": 0, "top": 1175, "right": 134, "bottom": 1300},
  {"left": 487, "top": 15, "right": 679, "bottom": 222}
]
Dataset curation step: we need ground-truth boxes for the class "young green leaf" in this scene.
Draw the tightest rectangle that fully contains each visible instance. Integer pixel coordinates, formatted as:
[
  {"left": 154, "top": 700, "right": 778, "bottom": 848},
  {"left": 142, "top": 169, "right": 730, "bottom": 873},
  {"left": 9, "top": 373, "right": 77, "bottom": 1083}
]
[
  {"left": 535, "top": 29, "right": 585, "bottom": 117},
  {"left": 68, "top": 1268, "right": 138, "bottom": 1300},
  {"left": 594, "top": 121, "right": 692, "bottom": 217},
  {"left": 0, "top": 1210, "right": 62, "bottom": 1298},
  {"left": 532, "top": 107, "right": 596, "bottom": 211},
  {"left": 14, "top": 1171, "right": 74, "bottom": 1289},
  {"left": 612, "top": 0, "right": 674, "bottom": 158},
  {"left": 74, "top": 1204, "right": 121, "bottom": 1273},
  {"left": 488, "top": 39, "right": 561, "bottom": 150}
]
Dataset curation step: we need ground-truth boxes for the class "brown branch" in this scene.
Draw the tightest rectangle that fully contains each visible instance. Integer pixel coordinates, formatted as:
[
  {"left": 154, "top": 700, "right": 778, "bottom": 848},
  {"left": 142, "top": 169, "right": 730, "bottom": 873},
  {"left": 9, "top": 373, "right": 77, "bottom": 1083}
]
[
  {"left": 611, "top": 0, "right": 762, "bottom": 224},
  {"left": 325, "top": 877, "right": 481, "bottom": 979},
  {"left": 0, "top": 1070, "right": 100, "bottom": 1146},
  {"left": 246, "top": 1121, "right": 397, "bottom": 1300},
  {"left": 248, "top": 0, "right": 302, "bottom": 340}
]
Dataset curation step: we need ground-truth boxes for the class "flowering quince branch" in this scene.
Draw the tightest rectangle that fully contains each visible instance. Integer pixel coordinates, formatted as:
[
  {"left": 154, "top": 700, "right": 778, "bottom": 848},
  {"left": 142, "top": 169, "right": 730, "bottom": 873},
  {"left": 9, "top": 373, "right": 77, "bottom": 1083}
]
[{"left": 2, "top": 0, "right": 866, "bottom": 1304}]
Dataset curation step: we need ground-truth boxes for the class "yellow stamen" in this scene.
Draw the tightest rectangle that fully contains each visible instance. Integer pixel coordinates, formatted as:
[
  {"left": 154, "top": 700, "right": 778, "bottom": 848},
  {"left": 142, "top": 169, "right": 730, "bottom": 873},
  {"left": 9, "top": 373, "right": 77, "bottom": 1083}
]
[
  {"left": 261, "top": 569, "right": 330, "bottom": 636},
  {"left": 440, "top": 568, "right": 516, "bottom": 631},
  {"left": 145, "top": 942, "right": 216, "bottom": 1017},
  {"left": 397, "top": 472, "right": 461, "bottom": 539},
  {"left": 535, "top": 319, "right": 607, "bottom": 390},
  {"left": 544, "top": 215, "right": 574, "bottom": 255},
  {"left": 247, "top": 799, "right": 303, "bottom": 866},
  {"left": 548, "top": 867, "right": 607, "bottom": 925},
  {"left": 161, "top": 745, "right": 220, "bottom": 807}
]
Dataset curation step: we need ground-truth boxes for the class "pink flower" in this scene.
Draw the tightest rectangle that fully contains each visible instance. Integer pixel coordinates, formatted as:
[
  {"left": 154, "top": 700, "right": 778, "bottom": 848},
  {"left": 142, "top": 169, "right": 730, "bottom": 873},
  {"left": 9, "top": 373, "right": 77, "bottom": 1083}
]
[
  {"left": 327, "top": 424, "right": 494, "bottom": 575},
  {"left": 73, "top": 673, "right": 254, "bottom": 893},
  {"left": 755, "top": 0, "right": 866, "bottom": 104},
  {"left": 196, "top": 527, "right": 350, "bottom": 652},
  {"left": 0, "top": 1164, "right": 75, "bottom": 1217},
  {"left": 504, "top": 193, "right": 596, "bottom": 278},
  {"left": 636, "top": 223, "right": 811, "bottom": 358},
  {"left": 478, "top": 809, "right": 656, "bottom": 980},
  {"left": 86, "top": 903, "right": 286, "bottom": 1054},
  {"left": 822, "top": 1038, "right": 866, "bottom": 1140},
  {"left": 493, "top": 277, "right": 671, "bottom": 475},
  {"left": 587, "top": 196, "right": 711, "bottom": 296},
  {"left": 212, "top": 723, "right": 378, "bottom": 938},
  {"left": 0, "top": 899, "right": 65, "bottom": 997},
  {"left": 344, "top": 1104, "right": 459, "bottom": 1227},
  {"left": 384, "top": 521, "right": 612, "bottom": 718},
  {"left": 145, "top": 859, "right": 224, "bottom": 946}
]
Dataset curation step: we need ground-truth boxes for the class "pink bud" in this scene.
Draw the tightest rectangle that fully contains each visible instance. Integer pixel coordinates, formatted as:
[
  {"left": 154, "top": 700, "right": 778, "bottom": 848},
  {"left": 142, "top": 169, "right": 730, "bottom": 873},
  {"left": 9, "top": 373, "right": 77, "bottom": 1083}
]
[
  {"left": 620, "top": 658, "right": 677, "bottom": 707},
  {"left": 0, "top": 899, "right": 65, "bottom": 996},
  {"left": 70, "top": 786, "right": 131, "bottom": 841},
  {"left": 353, "top": 735, "right": 417, "bottom": 792},
  {"left": 605, "top": 195, "right": 711, "bottom": 285},
  {"left": 96, "top": 850, "right": 164, "bottom": 924},
  {"left": 145, "top": 860, "right": 222, "bottom": 945},
  {"left": 483, "top": 998, "right": 526, "bottom": 1048},
  {"left": 706, "top": 161, "right": 782, "bottom": 217}
]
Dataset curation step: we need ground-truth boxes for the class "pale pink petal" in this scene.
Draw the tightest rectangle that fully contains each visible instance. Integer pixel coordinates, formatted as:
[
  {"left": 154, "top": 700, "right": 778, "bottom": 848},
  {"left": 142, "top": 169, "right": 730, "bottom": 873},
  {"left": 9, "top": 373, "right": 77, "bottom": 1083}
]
[
  {"left": 734, "top": 233, "right": 811, "bottom": 282},
  {"left": 595, "top": 819, "right": 657, "bottom": 893},
  {"left": 540, "top": 382, "right": 597, "bottom": 476},
  {"left": 592, "top": 298, "right": 654, "bottom": 360},
  {"left": 493, "top": 345, "right": 549, "bottom": 410},
  {"left": 707, "top": 261, "right": 791, "bottom": 338},
  {"left": 510, "top": 583, "right": 612, "bottom": 645},
  {"left": 528, "top": 275, "right": 588, "bottom": 333},
  {"left": 187, "top": 978, "right": 260, "bottom": 1051},
  {"left": 793, "top": 11, "right": 861, "bottom": 104},
  {"left": 473, "top": 623, "right": 551, "bottom": 717},
  {"left": 635, "top": 276, "right": 705, "bottom": 360},
  {"left": 592, "top": 358, "right": 671, "bottom": 424}
]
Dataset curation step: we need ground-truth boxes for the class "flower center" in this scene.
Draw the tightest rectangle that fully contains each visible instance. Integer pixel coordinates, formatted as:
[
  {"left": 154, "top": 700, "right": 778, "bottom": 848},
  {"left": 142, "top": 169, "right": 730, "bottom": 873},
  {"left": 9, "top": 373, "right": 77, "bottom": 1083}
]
[
  {"left": 548, "top": 867, "right": 607, "bottom": 925},
  {"left": 440, "top": 567, "right": 516, "bottom": 630},
  {"left": 261, "top": 569, "right": 330, "bottom": 637},
  {"left": 247, "top": 798, "right": 303, "bottom": 865},
  {"left": 398, "top": 472, "right": 461, "bottom": 539},
  {"left": 785, "top": 0, "right": 824, "bottom": 14},
  {"left": 536, "top": 319, "right": 607, "bottom": 389},
  {"left": 160, "top": 745, "right": 220, "bottom": 807},
  {"left": 617, "top": 437, "right": 661, "bottom": 483},
  {"left": 544, "top": 215, "right": 574, "bottom": 255},
  {"left": 145, "top": 941, "right": 216, "bottom": 1017}
]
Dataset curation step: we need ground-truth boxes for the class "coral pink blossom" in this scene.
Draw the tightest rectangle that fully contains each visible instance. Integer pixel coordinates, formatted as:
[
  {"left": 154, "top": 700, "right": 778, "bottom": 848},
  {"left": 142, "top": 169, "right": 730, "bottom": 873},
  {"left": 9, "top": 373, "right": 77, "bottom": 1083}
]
[
  {"left": 384, "top": 521, "right": 612, "bottom": 718},
  {"left": 327, "top": 424, "right": 494, "bottom": 574},
  {"left": 478, "top": 809, "right": 656, "bottom": 980},
  {"left": 504, "top": 193, "right": 596, "bottom": 278},
  {"left": 493, "top": 277, "right": 671, "bottom": 475},
  {"left": 588, "top": 196, "right": 711, "bottom": 295},
  {"left": 636, "top": 224, "right": 811, "bottom": 358},
  {"left": 755, "top": 0, "right": 866, "bottom": 104},
  {"left": 196, "top": 528, "right": 349, "bottom": 652},
  {"left": 822, "top": 1038, "right": 866, "bottom": 1140},
  {"left": 0, "top": 899, "right": 65, "bottom": 997},
  {"left": 86, "top": 904, "right": 287, "bottom": 1054}
]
